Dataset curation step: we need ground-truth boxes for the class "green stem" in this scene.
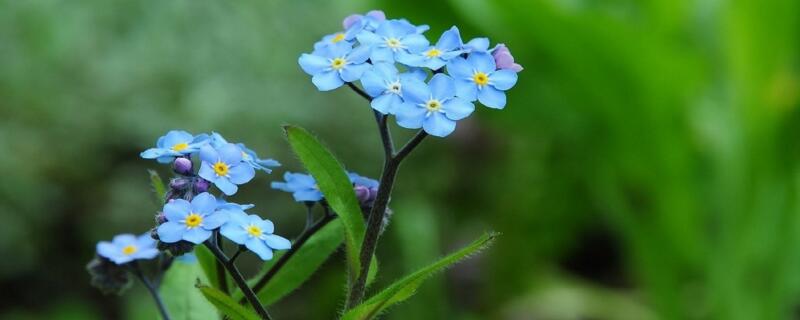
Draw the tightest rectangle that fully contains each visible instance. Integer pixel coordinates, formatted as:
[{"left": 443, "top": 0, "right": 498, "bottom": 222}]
[{"left": 131, "top": 262, "right": 171, "bottom": 320}]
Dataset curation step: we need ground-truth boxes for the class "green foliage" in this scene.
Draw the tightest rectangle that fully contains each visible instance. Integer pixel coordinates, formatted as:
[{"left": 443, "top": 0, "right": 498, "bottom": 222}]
[
  {"left": 159, "top": 259, "right": 217, "bottom": 320},
  {"left": 342, "top": 232, "right": 498, "bottom": 320},
  {"left": 148, "top": 170, "right": 166, "bottom": 204},
  {"left": 283, "top": 125, "right": 366, "bottom": 282},
  {"left": 194, "top": 245, "right": 220, "bottom": 292},
  {"left": 196, "top": 282, "right": 260, "bottom": 320}
]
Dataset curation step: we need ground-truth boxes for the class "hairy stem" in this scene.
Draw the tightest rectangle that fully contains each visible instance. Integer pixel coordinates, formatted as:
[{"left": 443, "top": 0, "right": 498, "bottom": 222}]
[
  {"left": 215, "top": 232, "right": 229, "bottom": 294},
  {"left": 131, "top": 262, "right": 171, "bottom": 320},
  {"left": 204, "top": 241, "right": 272, "bottom": 320}
]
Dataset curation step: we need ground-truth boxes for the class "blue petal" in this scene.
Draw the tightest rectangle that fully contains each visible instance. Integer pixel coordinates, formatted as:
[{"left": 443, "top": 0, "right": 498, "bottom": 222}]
[
  {"left": 202, "top": 211, "right": 229, "bottom": 230},
  {"left": 340, "top": 63, "right": 371, "bottom": 82},
  {"left": 422, "top": 112, "right": 457, "bottom": 137},
  {"left": 464, "top": 37, "right": 490, "bottom": 52},
  {"left": 436, "top": 26, "right": 462, "bottom": 51},
  {"left": 218, "top": 143, "right": 243, "bottom": 165},
  {"left": 286, "top": 173, "right": 316, "bottom": 189},
  {"left": 215, "top": 178, "right": 239, "bottom": 196},
  {"left": 164, "top": 199, "right": 191, "bottom": 222},
  {"left": 378, "top": 20, "right": 415, "bottom": 39},
  {"left": 371, "top": 94, "right": 402, "bottom": 114},
  {"left": 395, "top": 51, "right": 426, "bottom": 68},
  {"left": 370, "top": 47, "right": 395, "bottom": 63},
  {"left": 293, "top": 189, "right": 323, "bottom": 202},
  {"left": 467, "top": 52, "right": 496, "bottom": 73},
  {"left": 162, "top": 131, "right": 193, "bottom": 148},
  {"left": 96, "top": 242, "right": 117, "bottom": 259},
  {"left": 131, "top": 248, "right": 159, "bottom": 260},
  {"left": 252, "top": 216, "right": 275, "bottom": 234},
  {"left": 183, "top": 228, "right": 212, "bottom": 244},
  {"left": 428, "top": 74, "right": 456, "bottom": 100},
  {"left": 227, "top": 164, "right": 255, "bottom": 184},
  {"left": 198, "top": 162, "right": 218, "bottom": 183},
  {"left": 401, "top": 68, "right": 427, "bottom": 82},
  {"left": 245, "top": 238, "right": 273, "bottom": 260},
  {"left": 490, "top": 69, "right": 518, "bottom": 90},
  {"left": 271, "top": 181, "right": 291, "bottom": 192},
  {"left": 141, "top": 148, "right": 170, "bottom": 159},
  {"left": 446, "top": 57, "right": 473, "bottom": 79},
  {"left": 312, "top": 71, "right": 345, "bottom": 91},
  {"left": 264, "top": 234, "right": 291, "bottom": 250},
  {"left": 326, "top": 42, "right": 353, "bottom": 58},
  {"left": 298, "top": 53, "right": 330, "bottom": 75},
  {"left": 157, "top": 222, "right": 185, "bottom": 243},
  {"left": 221, "top": 222, "right": 248, "bottom": 244},
  {"left": 478, "top": 86, "right": 507, "bottom": 109},
  {"left": 402, "top": 34, "right": 430, "bottom": 52},
  {"left": 443, "top": 98, "right": 475, "bottom": 120},
  {"left": 360, "top": 67, "right": 388, "bottom": 97},
  {"left": 110, "top": 255, "right": 133, "bottom": 265},
  {"left": 136, "top": 233, "right": 157, "bottom": 248},
  {"left": 191, "top": 193, "right": 217, "bottom": 215},
  {"left": 394, "top": 103, "right": 426, "bottom": 129},
  {"left": 112, "top": 234, "right": 137, "bottom": 246},
  {"left": 347, "top": 45, "right": 371, "bottom": 64},
  {"left": 199, "top": 144, "right": 219, "bottom": 164},
  {"left": 454, "top": 79, "right": 478, "bottom": 101},
  {"left": 400, "top": 79, "right": 430, "bottom": 104},
  {"left": 356, "top": 31, "right": 381, "bottom": 46}
]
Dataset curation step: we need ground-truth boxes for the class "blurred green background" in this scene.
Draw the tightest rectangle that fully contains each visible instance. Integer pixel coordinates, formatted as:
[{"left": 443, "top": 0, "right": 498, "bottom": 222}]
[{"left": 1, "top": 0, "right": 799, "bottom": 319}]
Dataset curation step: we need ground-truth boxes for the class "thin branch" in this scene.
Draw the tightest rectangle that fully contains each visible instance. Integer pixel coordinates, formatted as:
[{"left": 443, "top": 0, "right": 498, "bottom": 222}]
[
  {"left": 346, "top": 82, "right": 372, "bottom": 101},
  {"left": 204, "top": 242, "right": 272, "bottom": 320},
  {"left": 346, "top": 82, "right": 395, "bottom": 156},
  {"left": 230, "top": 246, "right": 245, "bottom": 264},
  {"left": 131, "top": 262, "right": 171, "bottom": 320},
  {"left": 394, "top": 130, "right": 428, "bottom": 162},
  {"left": 215, "top": 231, "right": 229, "bottom": 294}
]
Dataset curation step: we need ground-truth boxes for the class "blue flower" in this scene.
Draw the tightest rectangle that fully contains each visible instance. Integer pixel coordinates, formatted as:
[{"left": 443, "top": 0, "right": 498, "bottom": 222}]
[
  {"left": 394, "top": 74, "right": 475, "bottom": 137},
  {"left": 348, "top": 172, "right": 379, "bottom": 188},
  {"left": 220, "top": 209, "right": 290, "bottom": 260},
  {"left": 398, "top": 26, "right": 464, "bottom": 70},
  {"left": 97, "top": 233, "right": 159, "bottom": 265},
  {"left": 462, "top": 37, "right": 490, "bottom": 53},
  {"left": 271, "top": 172, "right": 322, "bottom": 202},
  {"left": 356, "top": 19, "right": 429, "bottom": 63},
  {"left": 140, "top": 130, "right": 209, "bottom": 164},
  {"left": 360, "top": 63, "right": 426, "bottom": 114},
  {"left": 446, "top": 52, "right": 519, "bottom": 109},
  {"left": 157, "top": 192, "right": 228, "bottom": 244},
  {"left": 313, "top": 24, "right": 362, "bottom": 54},
  {"left": 342, "top": 10, "right": 386, "bottom": 31},
  {"left": 299, "top": 42, "right": 371, "bottom": 91},
  {"left": 198, "top": 143, "right": 256, "bottom": 196},
  {"left": 209, "top": 132, "right": 280, "bottom": 173}
]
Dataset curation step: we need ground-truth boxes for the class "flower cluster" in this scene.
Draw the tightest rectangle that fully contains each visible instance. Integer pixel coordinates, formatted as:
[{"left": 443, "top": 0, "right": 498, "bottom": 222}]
[
  {"left": 299, "top": 10, "right": 521, "bottom": 137},
  {"left": 271, "top": 171, "right": 379, "bottom": 207}
]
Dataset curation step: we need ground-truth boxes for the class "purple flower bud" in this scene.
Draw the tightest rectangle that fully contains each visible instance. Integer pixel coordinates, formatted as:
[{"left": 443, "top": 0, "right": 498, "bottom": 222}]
[
  {"left": 342, "top": 10, "right": 385, "bottom": 29},
  {"left": 173, "top": 157, "right": 193, "bottom": 175},
  {"left": 194, "top": 178, "right": 210, "bottom": 193},
  {"left": 354, "top": 185, "right": 371, "bottom": 204},
  {"left": 169, "top": 178, "right": 190, "bottom": 190},
  {"left": 492, "top": 44, "right": 523, "bottom": 72}
]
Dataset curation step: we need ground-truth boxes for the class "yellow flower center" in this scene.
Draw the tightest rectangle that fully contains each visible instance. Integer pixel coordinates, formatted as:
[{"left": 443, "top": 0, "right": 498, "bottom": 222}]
[
  {"left": 386, "top": 38, "right": 402, "bottom": 49},
  {"left": 247, "top": 225, "right": 263, "bottom": 238},
  {"left": 185, "top": 213, "right": 203, "bottom": 228},
  {"left": 425, "top": 99, "right": 442, "bottom": 112},
  {"left": 122, "top": 245, "right": 138, "bottom": 256},
  {"left": 331, "top": 33, "right": 346, "bottom": 43},
  {"left": 172, "top": 142, "right": 189, "bottom": 152},
  {"left": 331, "top": 57, "right": 347, "bottom": 70},
  {"left": 425, "top": 48, "right": 442, "bottom": 58},
  {"left": 213, "top": 161, "right": 229, "bottom": 176},
  {"left": 472, "top": 72, "right": 489, "bottom": 86}
]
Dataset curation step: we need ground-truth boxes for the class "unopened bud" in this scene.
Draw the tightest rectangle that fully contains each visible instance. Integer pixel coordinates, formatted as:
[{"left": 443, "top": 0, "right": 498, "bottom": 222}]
[
  {"left": 194, "top": 178, "right": 210, "bottom": 193},
  {"left": 173, "top": 157, "right": 193, "bottom": 175},
  {"left": 169, "top": 178, "right": 190, "bottom": 190}
]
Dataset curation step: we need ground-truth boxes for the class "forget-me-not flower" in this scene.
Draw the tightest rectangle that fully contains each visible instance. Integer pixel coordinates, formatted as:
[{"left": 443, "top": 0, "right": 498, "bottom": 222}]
[
  {"left": 198, "top": 143, "right": 256, "bottom": 195},
  {"left": 97, "top": 233, "right": 159, "bottom": 265},
  {"left": 271, "top": 172, "right": 322, "bottom": 202},
  {"left": 313, "top": 25, "right": 362, "bottom": 54},
  {"left": 157, "top": 192, "right": 228, "bottom": 244},
  {"left": 356, "top": 19, "right": 429, "bottom": 63},
  {"left": 208, "top": 132, "right": 280, "bottom": 173},
  {"left": 220, "top": 210, "right": 291, "bottom": 260},
  {"left": 342, "top": 10, "right": 386, "bottom": 31},
  {"left": 299, "top": 42, "right": 371, "bottom": 91},
  {"left": 446, "top": 52, "right": 519, "bottom": 109},
  {"left": 398, "top": 26, "right": 464, "bottom": 70},
  {"left": 462, "top": 37, "right": 490, "bottom": 53},
  {"left": 360, "top": 63, "right": 426, "bottom": 114},
  {"left": 140, "top": 130, "right": 209, "bottom": 164},
  {"left": 394, "top": 74, "right": 475, "bottom": 137},
  {"left": 491, "top": 44, "right": 524, "bottom": 72}
]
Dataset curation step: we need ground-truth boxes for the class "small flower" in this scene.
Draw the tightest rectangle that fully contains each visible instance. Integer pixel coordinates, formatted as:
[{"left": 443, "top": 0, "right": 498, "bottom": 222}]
[
  {"left": 96, "top": 233, "right": 159, "bottom": 265},
  {"left": 398, "top": 26, "right": 464, "bottom": 70},
  {"left": 349, "top": 172, "right": 379, "bottom": 205},
  {"left": 360, "top": 63, "right": 426, "bottom": 114},
  {"left": 209, "top": 133, "right": 280, "bottom": 173},
  {"left": 491, "top": 44, "right": 523, "bottom": 72},
  {"left": 446, "top": 52, "right": 519, "bottom": 109},
  {"left": 342, "top": 10, "right": 386, "bottom": 30},
  {"left": 198, "top": 143, "right": 256, "bottom": 196},
  {"left": 156, "top": 192, "right": 229, "bottom": 244},
  {"left": 220, "top": 209, "right": 291, "bottom": 260},
  {"left": 140, "top": 130, "right": 209, "bottom": 163},
  {"left": 271, "top": 172, "right": 322, "bottom": 202},
  {"left": 462, "top": 37, "right": 490, "bottom": 53},
  {"left": 313, "top": 25, "right": 362, "bottom": 54},
  {"left": 299, "top": 42, "right": 372, "bottom": 91},
  {"left": 356, "top": 19, "right": 429, "bottom": 63},
  {"left": 394, "top": 74, "right": 476, "bottom": 137}
]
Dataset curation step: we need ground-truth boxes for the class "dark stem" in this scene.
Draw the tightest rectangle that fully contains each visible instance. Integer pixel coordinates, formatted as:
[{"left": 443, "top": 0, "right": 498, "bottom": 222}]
[
  {"left": 346, "top": 82, "right": 394, "bottom": 157},
  {"left": 230, "top": 246, "right": 245, "bottom": 264},
  {"left": 131, "top": 262, "right": 171, "bottom": 320},
  {"left": 204, "top": 241, "right": 272, "bottom": 320},
  {"left": 247, "top": 213, "right": 337, "bottom": 299},
  {"left": 215, "top": 231, "right": 229, "bottom": 294},
  {"left": 395, "top": 130, "right": 428, "bottom": 162},
  {"left": 347, "top": 82, "right": 372, "bottom": 100},
  {"left": 304, "top": 202, "right": 315, "bottom": 230}
]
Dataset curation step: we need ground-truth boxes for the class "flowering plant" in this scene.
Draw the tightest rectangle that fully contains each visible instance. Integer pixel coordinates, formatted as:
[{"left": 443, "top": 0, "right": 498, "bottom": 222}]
[{"left": 88, "top": 10, "right": 519, "bottom": 320}]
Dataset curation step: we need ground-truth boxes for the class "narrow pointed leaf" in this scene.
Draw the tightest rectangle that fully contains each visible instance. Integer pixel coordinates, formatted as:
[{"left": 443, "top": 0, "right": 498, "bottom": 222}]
[
  {"left": 194, "top": 245, "right": 220, "bottom": 291},
  {"left": 196, "top": 282, "right": 260, "bottom": 320},
  {"left": 159, "top": 257, "right": 217, "bottom": 320},
  {"left": 342, "top": 232, "right": 498, "bottom": 320},
  {"left": 148, "top": 169, "right": 166, "bottom": 204},
  {"left": 283, "top": 125, "right": 366, "bottom": 282}
]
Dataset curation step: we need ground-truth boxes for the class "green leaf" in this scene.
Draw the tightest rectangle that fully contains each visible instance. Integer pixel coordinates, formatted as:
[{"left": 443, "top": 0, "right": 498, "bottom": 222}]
[
  {"left": 148, "top": 169, "right": 167, "bottom": 204},
  {"left": 194, "top": 245, "right": 220, "bottom": 291},
  {"left": 283, "top": 125, "right": 366, "bottom": 281},
  {"left": 341, "top": 232, "right": 498, "bottom": 320},
  {"left": 160, "top": 258, "right": 217, "bottom": 320},
  {"left": 196, "top": 282, "right": 260, "bottom": 320},
  {"left": 252, "top": 219, "right": 345, "bottom": 305}
]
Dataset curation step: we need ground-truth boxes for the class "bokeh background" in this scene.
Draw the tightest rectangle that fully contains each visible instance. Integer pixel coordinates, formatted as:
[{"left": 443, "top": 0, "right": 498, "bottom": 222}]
[{"left": 2, "top": 0, "right": 800, "bottom": 319}]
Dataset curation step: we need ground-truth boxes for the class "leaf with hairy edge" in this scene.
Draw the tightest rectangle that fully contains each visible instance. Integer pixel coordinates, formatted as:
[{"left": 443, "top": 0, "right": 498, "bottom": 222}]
[
  {"left": 194, "top": 245, "right": 220, "bottom": 291},
  {"left": 160, "top": 256, "right": 217, "bottom": 320},
  {"left": 148, "top": 169, "right": 166, "bottom": 204},
  {"left": 196, "top": 282, "right": 260, "bottom": 320},
  {"left": 283, "top": 125, "right": 366, "bottom": 282},
  {"left": 341, "top": 232, "right": 498, "bottom": 320}
]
